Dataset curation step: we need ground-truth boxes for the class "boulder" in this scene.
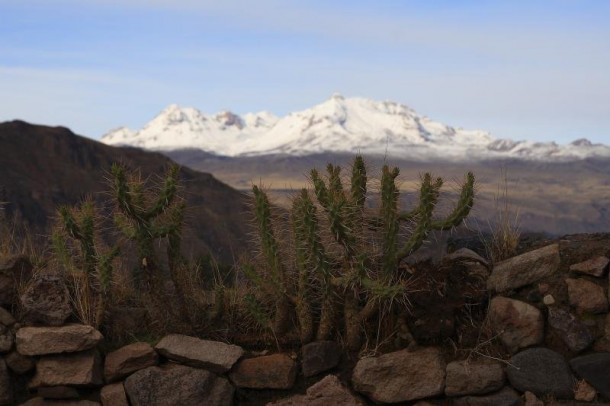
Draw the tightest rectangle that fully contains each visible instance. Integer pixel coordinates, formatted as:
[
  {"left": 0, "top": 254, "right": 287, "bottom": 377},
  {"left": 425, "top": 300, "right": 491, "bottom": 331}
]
[
  {"left": 20, "top": 275, "right": 71, "bottom": 326},
  {"left": 0, "top": 325, "right": 13, "bottom": 353},
  {"left": 301, "top": 341, "right": 341, "bottom": 377},
  {"left": 5, "top": 350, "right": 35, "bottom": 374},
  {"left": 569, "top": 353, "right": 610, "bottom": 398},
  {"left": 506, "top": 348, "right": 574, "bottom": 399},
  {"left": 570, "top": 256, "right": 609, "bottom": 277},
  {"left": 445, "top": 359, "right": 505, "bottom": 396},
  {"left": 488, "top": 296, "right": 544, "bottom": 353},
  {"left": 37, "top": 386, "right": 79, "bottom": 399},
  {"left": 268, "top": 375, "right": 366, "bottom": 406},
  {"left": 30, "top": 350, "right": 103, "bottom": 388},
  {"left": 487, "top": 244, "right": 560, "bottom": 293},
  {"left": 230, "top": 353, "right": 297, "bottom": 389},
  {"left": 351, "top": 347, "right": 445, "bottom": 404},
  {"left": 566, "top": 278, "right": 608, "bottom": 314},
  {"left": 0, "top": 359, "right": 12, "bottom": 406},
  {"left": 124, "top": 364, "right": 234, "bottom": 406},
  {"left": 100, "top": 383, "right": 129, "bottom": 406},
  {"left": 154, "top": 334, "right": 243, "bottom": 374},
  {"left": 0, "top": 255, "right": 32, "bottom": 306},
  {"left": 0, "top": 307, "right": 15, "bottom": 326},
  {"left": 16, "top": 325, "right": 103, "bottom": 356},
  {"left": 547, "top": 307, "right": 594, "bottom": 352},
  {"left": 453, "top": 387, "right": 523, "bottom": 406},
  {"left": 104, "top": 342, "right": 158, "bottom": 382}
]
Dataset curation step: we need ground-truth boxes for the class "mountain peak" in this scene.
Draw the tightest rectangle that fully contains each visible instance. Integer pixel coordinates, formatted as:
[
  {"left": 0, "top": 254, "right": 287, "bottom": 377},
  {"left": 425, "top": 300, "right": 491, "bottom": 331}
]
[{"left": 101, "top": 96, "right": 610, "bottom": 162}]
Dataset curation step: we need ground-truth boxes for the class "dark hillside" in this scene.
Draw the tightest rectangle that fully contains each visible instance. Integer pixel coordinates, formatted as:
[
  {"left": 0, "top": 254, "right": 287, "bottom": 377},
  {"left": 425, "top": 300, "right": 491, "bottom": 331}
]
[{"left": 0, "top": 120, "right": 251, "bottom": 262}]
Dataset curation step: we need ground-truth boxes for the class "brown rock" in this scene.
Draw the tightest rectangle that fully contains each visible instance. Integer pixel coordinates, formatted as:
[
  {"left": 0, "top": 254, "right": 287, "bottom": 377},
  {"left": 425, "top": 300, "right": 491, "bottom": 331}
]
[
  {"left": 0, "top": 307, "right": 15, "bottom": 327},
  {"left": 5, "top": 350, "right": 35, "bottom": 374},
  {"left": 20, "top": 275, "right": 71, "bottom": 326},
  {"left": 453, "top": 386, "right": 523, "bottom": 406},
  {"left": 154, "top": 334, "right": 243, "bottom": 374},
  {"left": 0, "top": 325, "right": 13, "bottom": 353},
  {"left": 445, "top": 359, "right": 505, "bottom": 396},
  {"left": 489, "top": 296, "right": 544, "bottom": 353},
  {"left": 566, "top": 278, "right": 608, "bottom": 314},
  {"left": 570, "top": 256, "right": 609, "bottom": 277},
  {"left": 230, "top": 353, "right": 297, "bottom": 389},
  {"left": 301, "top": 341, "right": 341, "bottom": 377},
  {"left": 524, "top": 391, "right": 544, "bottom": 406},
  {"left": 104, "top": 342, "right": 158, "bottom": 382},
  {"left": 100, "top": 383, "right": 129, "bottom": 406},
  {"left": 37, "top": 386, "right": 79, "bottom": 399},
  {"left": 16, "top": 324, "right": 103, "bottom": 356},
  {"left": 487, "top": 244, "right": 560, "bottom": 293},
  {"left": 30, "top": 350, "right": 103, "bottom": 388},
  {"left": 268, "top": 375, "right": 366, "bottom": 406},
  {"left": 0, "top": 255, "right": 32, "bottom": 306},
  {"left": 0, "top": 359, "right": 12, "bottom": 406},
  {"left": 124, "top": 364, "right": 234, "bottom": 406},
  {"left": 351, "top": 347, "right": 445, "bottom": 404},
  {"left": 574, "top": 379, "right": 596, "bottom": 402}
]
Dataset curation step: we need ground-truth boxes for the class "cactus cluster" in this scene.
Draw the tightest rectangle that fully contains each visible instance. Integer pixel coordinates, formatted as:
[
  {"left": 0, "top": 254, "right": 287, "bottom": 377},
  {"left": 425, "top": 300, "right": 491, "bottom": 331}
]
[
  {"left": 246, "top": 156, "right": 475, "bottom": 349},
  {"left": 53, "top": 199, "right": 120, "bottom": 327},
  {"left": 110, "top": 163, "right": 185, "bottom": 293}
]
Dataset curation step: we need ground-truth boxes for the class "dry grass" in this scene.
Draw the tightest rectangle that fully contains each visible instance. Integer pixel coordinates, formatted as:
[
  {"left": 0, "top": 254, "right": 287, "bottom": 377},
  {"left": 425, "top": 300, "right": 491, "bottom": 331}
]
[{"left": 483, "top": 169, "right": 521, "bottom": 264}]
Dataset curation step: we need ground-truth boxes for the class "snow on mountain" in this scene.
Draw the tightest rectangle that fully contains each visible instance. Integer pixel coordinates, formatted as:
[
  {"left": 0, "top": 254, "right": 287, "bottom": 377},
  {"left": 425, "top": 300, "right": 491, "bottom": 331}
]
[{"left": 101, "top": 95, "right": 610, "bottom": 161}]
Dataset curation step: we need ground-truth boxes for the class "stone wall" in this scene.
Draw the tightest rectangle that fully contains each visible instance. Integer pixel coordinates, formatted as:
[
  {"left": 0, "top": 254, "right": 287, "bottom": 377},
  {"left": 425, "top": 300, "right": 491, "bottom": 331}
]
[{"left": 0, "top": 234, "right": 609, "bottom": 405}]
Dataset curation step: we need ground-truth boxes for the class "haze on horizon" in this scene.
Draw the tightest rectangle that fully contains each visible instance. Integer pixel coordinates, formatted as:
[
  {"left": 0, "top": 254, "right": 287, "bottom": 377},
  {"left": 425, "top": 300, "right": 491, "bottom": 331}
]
[{"left": 1, "top": 0, "right": 609, "bottom": 145}]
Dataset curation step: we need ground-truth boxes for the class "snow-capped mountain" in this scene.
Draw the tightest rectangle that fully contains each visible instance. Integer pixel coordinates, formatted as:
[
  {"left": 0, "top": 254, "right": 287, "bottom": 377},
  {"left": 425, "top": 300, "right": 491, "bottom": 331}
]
[{"left": 102, "top": 94, "right": 610, "bottom": 161}]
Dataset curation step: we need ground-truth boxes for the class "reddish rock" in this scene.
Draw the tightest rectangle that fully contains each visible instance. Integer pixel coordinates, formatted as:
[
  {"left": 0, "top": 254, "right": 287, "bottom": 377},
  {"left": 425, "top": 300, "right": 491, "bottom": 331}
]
[
  {"left": 154, "top": 334, "right": 243, "bottom": 374},
  {"left": 104, "top": 342, "right": 158, "bottom": 382},
  {"left": 351, "top": 347, "right": 445, "bottom": 404},
  {"left": 230, "top": 353, "right": 297, "bottom": 389},
  {"left": 570, "top": 256, "right": 609, "bottom": 277},
  {"left": 574, "top": 379, "right": 596, "bottom": 402},
  {"left": 489, "top": 296, "right": 544, "bottom": 353},
  {"left": 30, "top": 350, "right": 103, "bottom": 388},
  {"left": 487, "top": 244, "right": 560, "bottom": 293},
  {"left": 268, "top": 375, "right": 366, "bottom": 406},
  {"left": 16, "top": 325, "right": 103, "bottom": 356},
  {"left": 100, "top": 383, "right": 129, "bottom": 406},
  {"left": 565, "top": 278, "right": 608, "bottom": 314}
]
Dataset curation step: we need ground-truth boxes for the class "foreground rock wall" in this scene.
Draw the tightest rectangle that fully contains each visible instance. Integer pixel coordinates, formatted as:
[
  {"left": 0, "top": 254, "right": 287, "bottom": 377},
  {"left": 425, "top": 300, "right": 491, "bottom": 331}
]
[{"left": 0, "top": 233, "right": 609, "bottom": 405}]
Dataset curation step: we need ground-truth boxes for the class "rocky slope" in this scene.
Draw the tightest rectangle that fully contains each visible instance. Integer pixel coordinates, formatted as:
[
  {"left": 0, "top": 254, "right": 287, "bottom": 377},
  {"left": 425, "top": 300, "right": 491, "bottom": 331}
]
[{"left": 0, "top": 120, "right": 251, "bottom": 263}]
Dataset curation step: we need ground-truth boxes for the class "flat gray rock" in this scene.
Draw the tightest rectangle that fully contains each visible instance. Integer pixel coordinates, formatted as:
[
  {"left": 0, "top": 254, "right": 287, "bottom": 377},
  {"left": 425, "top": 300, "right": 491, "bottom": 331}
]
[
  {"left": 488, "top": 244, "right": 560, "bottom": 293},
  {"left": 154, "top": 334, "right": 243, "bottom": 374},
  {"left": 16, "top": 325, "right": 103, "bottom": 356},
  {"left": 445, "top": 359, "right": 505, "bottom": 396},
  {"left": 453, "top": 387, "right": 523, "bottom": 406}
]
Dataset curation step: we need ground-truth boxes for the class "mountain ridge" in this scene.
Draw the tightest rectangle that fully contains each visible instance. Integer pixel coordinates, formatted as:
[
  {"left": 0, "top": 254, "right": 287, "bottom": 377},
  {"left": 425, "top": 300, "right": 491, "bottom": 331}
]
[{"left": 102, "top": 94, "right": 610, "bottom": 162}]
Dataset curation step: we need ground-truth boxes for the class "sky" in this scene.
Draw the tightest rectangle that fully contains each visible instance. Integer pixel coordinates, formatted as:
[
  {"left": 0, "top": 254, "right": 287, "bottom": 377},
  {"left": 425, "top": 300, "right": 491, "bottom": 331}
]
[{"left": 1, "top": 0, "right": 609, "bottom": 145}]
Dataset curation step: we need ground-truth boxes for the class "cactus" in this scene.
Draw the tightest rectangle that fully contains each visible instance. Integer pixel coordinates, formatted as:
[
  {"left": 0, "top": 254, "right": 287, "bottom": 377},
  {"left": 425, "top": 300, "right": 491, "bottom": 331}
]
[
  {"left": 53, "top": 199, "right": 120, "bottom": 327},
  {"left": 110, "top": 163, "right": 184, "bottom": 293},
  {"left": 246, "top": 156, "right": 475, "bottom": 349}
]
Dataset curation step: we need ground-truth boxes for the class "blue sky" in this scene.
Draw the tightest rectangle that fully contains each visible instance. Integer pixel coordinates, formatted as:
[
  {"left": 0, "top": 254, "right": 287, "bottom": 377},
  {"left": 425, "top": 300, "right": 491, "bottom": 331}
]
[{"left": 1, "top": 0, "right": 609, "bottom": 144}]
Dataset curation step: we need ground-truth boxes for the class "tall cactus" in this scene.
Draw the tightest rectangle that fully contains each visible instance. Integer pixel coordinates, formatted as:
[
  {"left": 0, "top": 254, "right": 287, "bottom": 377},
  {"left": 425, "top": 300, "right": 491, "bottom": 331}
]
[
  {"left": 53, "top": 199, "right": 120, "bottom": 327},
  {"left": 246, "top": 156, "right": 475, "bottom": 349},
  {"left": 110, "top": 163, "right": 184, "bottom": 293}
]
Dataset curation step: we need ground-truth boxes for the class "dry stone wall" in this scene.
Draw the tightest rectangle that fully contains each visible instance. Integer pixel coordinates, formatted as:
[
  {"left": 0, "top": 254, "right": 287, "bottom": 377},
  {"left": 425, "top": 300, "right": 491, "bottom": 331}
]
[{"left": 0, "top": 234, "right": 609, "bottom": 405}]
